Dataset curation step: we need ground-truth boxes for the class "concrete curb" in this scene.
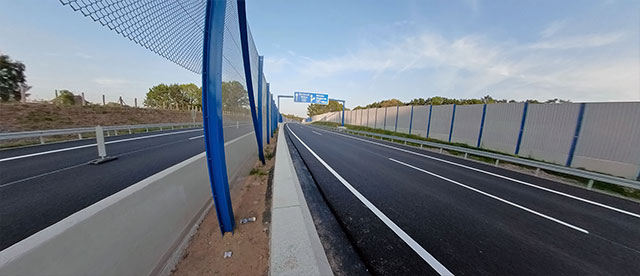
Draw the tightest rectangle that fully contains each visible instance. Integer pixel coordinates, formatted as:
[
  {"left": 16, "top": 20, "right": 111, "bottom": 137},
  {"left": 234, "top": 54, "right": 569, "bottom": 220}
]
[{"left": 270, "top": 124, "right": 333, "bottom": 276}]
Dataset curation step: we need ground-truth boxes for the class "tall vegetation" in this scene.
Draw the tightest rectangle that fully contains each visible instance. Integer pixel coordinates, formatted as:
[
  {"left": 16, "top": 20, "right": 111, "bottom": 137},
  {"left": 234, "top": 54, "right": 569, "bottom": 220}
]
[{"left": 0, "top": 54, "right": 30, "bottom": 102}]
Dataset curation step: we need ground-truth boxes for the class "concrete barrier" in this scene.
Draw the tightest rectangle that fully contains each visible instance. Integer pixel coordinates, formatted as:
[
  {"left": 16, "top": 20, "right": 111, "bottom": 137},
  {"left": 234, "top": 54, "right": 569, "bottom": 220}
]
[{"left": 0, "top": 153, "right": 212, "bottom": 276}]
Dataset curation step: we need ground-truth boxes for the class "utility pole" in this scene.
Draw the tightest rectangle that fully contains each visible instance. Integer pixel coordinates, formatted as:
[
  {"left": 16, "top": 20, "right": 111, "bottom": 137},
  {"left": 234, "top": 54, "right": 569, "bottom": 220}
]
[
  {"left": 102, "top": 94, "right": 106, "bottom": 105},
  {"left": 81, "top": 92, "right": 86, "bottom": 106},
  {"left": 134, "top": 98, "right": 138, "bottom": 107},
  {"left": 55, "top": 90, "right": 58, "bottom": 98}
]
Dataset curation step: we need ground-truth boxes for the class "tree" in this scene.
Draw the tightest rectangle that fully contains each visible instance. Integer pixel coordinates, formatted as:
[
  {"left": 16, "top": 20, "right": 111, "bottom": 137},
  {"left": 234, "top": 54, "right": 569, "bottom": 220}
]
[
  {"left": 52, "top": 90, "right": 76, "bottom": 105},
  {"left": 144, "top": 83, "right": 202, "bottom": 110},
  {"left": 307, "top": 100, "right": 344, "bottom": 117},
  {"left": 0, "top": 54, "right": 30, "bottom": 102},
  {"left": 221, "top": 80, "right": 249, "bottom": 114},
  {"left": 282, "top": 113, "right": 304, "bottom": 121}
]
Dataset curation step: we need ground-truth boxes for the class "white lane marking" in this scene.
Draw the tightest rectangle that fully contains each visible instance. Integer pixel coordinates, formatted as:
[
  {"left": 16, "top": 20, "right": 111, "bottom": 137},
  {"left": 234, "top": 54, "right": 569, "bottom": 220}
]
[
  {"left": 389, "top": 158, "right": 590, "bottom": 234},
  {"left": 311, "top": 131, "right": 323, "bottom": 136},
  {"left": 224, "top": 131, "right": 254, "bottom": 146},
  {"left": 311, "top": 126, "right": 640, "bottom": 219},
  {"left": 287, "top": 125, "right": 454, "bottom": 276},
  {"left": 189, "top": 135, "right": 205, "bottom": 140},
  {"left": 0, "top": 131, "right": 255, "bottom": 189},
  {"left": 0, "top": 129, "right": 203, "bottom": 162}
]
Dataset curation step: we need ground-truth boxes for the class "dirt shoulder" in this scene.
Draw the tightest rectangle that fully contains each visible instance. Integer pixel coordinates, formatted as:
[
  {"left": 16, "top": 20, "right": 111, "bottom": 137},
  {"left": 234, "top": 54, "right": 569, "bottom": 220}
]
[
  {"left": 171, "top": 136, "right": 277, "bottom": 276},
  {"left": 0, "top": 103, "right": 202, "bottom": 132}
]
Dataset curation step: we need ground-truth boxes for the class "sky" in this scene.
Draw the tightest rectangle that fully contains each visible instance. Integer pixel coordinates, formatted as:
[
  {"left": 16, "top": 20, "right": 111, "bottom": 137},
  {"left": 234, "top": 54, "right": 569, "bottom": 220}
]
[{"left": 1, "top": 0, "right": 638, "bottom": 117}]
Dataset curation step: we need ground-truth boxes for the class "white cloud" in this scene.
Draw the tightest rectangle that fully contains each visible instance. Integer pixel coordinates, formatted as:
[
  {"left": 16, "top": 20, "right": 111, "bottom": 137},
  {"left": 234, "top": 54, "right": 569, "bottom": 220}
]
[
  {"left": 541, "top": 20, "right": 566, "bottom": 38},
  {"left": 529, "top": 32, "right": 625, "bottom": 49},
  {"left": 273, "top": 29, "right": 637, "bottom": 103}
]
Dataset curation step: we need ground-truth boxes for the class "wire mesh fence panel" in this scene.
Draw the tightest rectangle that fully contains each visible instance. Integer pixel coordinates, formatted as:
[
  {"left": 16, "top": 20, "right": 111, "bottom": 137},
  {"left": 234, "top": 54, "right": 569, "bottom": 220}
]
[{"left": 60, "top": 0, "right": 207, "bottom": 73}]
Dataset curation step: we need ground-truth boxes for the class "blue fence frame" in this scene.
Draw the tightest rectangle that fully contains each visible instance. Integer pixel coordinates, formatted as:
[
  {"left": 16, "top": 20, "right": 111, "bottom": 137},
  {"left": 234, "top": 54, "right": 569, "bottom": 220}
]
[{"left": 202, "top": 0, "right": 234, "bottom": 233}]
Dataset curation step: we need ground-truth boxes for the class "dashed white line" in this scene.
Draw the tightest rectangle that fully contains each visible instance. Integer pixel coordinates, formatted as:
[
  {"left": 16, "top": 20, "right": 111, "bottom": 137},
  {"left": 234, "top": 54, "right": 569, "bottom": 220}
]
[
  {"left": 311, "top": 131, "right": 323, "bottom": 136},
  {"left": 287, "top": 125, "right": 454, "bottom": 276},
  {"left": 389, "top": 158, "right": 590, "bottom": 234},
  {"left": 189, "top": 135, "right": 205, "bottom": 140},
  {"left": 310, "top": 126, "right": 640, "bottom": 219}
]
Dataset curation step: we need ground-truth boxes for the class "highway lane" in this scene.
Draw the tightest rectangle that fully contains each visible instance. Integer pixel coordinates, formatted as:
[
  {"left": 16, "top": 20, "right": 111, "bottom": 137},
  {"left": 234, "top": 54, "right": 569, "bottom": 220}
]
[
  {"left": 285, "top": 123, "right": 640, "bottom": 275},
  {"left": 0, "top": 124, "right": 255, "bottom": 250}
]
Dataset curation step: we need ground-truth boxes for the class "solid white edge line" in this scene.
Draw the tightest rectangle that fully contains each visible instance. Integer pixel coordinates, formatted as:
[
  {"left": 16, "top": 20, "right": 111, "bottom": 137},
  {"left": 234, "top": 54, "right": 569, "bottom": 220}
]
[
  {"left": 389, "top": 158, "right": 590, "bottom": 234},
  {"left": 189, "top": 135, "right": 205, "bottom": 140},
  {"left": 310, "top": 126, "right": 640, "bottom": 219},
  {"left": 0, "top": 129, "right": 203, "bottom": 162},
  {"left": 287, "top": 125, "right": 454, "bottom": 276}
]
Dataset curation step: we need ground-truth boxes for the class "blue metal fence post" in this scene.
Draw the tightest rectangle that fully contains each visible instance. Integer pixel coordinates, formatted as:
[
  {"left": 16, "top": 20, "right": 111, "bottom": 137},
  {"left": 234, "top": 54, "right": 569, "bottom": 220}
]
[
  {"left": 237, "top": 0, "right": 265, "bottom": 164},
  {"left": 408, "top": 105, "right": 414, "bottom": 134},
  {"left": 426, "top": 105, "right": 433, "bottom": 138},
  {"left": 342, "top": 103, "right": 345, "bottom": 126},
  {"left": 255, "top": 56, "right": 265, "bottom": 163},
  {"left": 202, "top": 0, "right": 234, "bottom": 233},
  {"left": 266, "top": 90, "right": 270, "bottom": 144},
  {"left": 566, "top": 103, "right": 586, "bottom": 167},
  {"left": 514, "top": 102, "right": 529, "bottom": 155},
  {"left": 476, "top": 104, "right": 487, "bottom": 148},
  {"left": 394, "top": 105, "right": 399, "bottom": 132},
  {"left": 448, "top": 104, "right": 456, "bottom": 142}
]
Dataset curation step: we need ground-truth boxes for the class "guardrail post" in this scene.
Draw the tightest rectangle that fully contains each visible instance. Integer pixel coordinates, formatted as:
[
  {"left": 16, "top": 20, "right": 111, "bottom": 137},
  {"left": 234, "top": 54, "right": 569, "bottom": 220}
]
[
  {"left": 146, "top": 128, "right": 149, "bottom": 132},
  {"left": 78, "top": 133, "right": 82, "bottom": 140},
  {"left": 535, "top": 168, "right": 541, "bottom": 176},
  {"left": 89, "top": 126, "right": 117, "bottom": 165},
  {"left": 464, "top": 152, "right": 468, "bottom": 159},
  {"left": 587, "top": 179, "right": 594, "bottom": 190},
  {"left": 495, "top": 159, "right": 500, "bottom": 166},
  {"left": 114, "top": 130, "right": 118, "bottom": 136},
  {"left": 39, "top": 136, "right": 45, "bottom": 144},
  {"left": 128, "top": 128, "right": 132, "bottom": 134},
  {"left": 96, "top": 126, "right": 107, "bottom": 158}
]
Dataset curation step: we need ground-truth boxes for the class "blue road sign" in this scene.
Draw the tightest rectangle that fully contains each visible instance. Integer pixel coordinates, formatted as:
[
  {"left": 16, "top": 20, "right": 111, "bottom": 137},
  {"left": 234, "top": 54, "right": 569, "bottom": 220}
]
[{"left": 294, "top": 92, "right": 329, "bottom": 104}]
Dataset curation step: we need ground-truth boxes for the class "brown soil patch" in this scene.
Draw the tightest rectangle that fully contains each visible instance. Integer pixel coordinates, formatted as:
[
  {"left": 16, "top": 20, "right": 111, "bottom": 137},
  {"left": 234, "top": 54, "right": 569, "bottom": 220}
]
[
  {"left": 171, "top": 134, "right": 277, "bottom": 276},
  {"left": 0, "top": 102, "right": 203, "bottom": 132}
]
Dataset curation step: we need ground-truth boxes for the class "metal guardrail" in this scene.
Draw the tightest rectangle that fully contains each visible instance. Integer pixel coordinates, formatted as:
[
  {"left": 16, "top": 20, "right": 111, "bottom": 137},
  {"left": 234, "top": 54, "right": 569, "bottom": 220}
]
[
  {"left": 0, "top": 122, "right": 204, "bottom": 144},
  {"left": 315, "top": 125, "right": 640, "bottom": 190}
]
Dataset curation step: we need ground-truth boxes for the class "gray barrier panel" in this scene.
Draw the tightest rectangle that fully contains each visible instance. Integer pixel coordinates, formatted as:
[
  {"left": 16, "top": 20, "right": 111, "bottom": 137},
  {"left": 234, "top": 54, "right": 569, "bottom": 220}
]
[
  {"left": 573, "top": 102, "right": 640, "bottom": 179},
  {"left": 384, "top": 107, "right": 398, "bottom": 131},
  {"left": 451, "top": 104, "right": 484, "bottom": 146},
  {"left": 396, "top": 106, "right": 412, "bottom": 134},
  {"left": 412, "top": 105, "right": 429, "bottom": 137},
  {"left": 518, "top": 103, "right": 581, "bottom": 164},
  {"left": 480, "top": 103, "right": 524, "bottom": 153},
  {"left": 374, "top": 108, "right": 385, "bottom": 130},
  {"left": 366, "top": 108, "right": 376, "bottom": 128},
  {"left": 428, "top": 105, "right": 453, "bottom": 141}
]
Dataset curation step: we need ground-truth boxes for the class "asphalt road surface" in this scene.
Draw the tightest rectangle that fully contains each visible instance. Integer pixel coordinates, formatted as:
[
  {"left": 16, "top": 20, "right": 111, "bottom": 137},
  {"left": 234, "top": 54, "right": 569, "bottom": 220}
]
[
  {"left": 285, "top": 123, "right": 640, "bottom": 276},
  {"left": 0, "top": 123, "right": 254, "bottom": 250}
]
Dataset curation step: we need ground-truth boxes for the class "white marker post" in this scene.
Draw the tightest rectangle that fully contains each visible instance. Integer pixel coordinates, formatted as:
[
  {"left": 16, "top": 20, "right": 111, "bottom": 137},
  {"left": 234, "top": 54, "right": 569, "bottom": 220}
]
[{"left": 89, "top": 125, "right": 117, "bottom": 164}]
